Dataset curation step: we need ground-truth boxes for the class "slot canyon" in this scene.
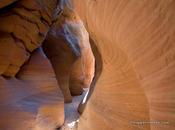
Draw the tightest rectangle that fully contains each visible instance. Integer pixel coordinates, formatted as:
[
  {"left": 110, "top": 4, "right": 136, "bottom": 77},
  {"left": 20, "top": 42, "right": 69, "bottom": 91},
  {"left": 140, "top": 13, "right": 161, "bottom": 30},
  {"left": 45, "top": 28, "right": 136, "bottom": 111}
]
[{"left": 0, "top": 0, "right": 175, "bottom": 130}]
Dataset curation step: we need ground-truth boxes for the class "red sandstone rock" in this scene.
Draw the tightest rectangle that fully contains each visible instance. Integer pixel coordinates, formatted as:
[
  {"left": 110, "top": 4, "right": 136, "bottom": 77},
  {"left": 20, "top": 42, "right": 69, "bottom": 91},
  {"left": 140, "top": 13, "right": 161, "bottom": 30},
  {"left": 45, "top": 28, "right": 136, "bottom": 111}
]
[
  {"left": 43, "top": 4, "right": 94, "bottom": 102},
  {"left": 65, "top": 13, "right": 95, "bottom": 95},
  {"left": 69, "top": 21, "right": 95, "bottom": 94},
  {"left": 2, "top": 0, "right": 175, "bottom": 130},
  {"left": 72, "top": 0, "right": 175, "bottom": 130}
]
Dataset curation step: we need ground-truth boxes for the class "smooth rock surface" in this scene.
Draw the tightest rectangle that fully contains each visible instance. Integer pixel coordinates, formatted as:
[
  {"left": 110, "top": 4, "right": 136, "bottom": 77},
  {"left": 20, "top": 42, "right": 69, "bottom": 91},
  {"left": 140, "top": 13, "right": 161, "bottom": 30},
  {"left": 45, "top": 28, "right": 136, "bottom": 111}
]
[
  {"left": 72, "top": 0, "right": 175, "bottom": 130},
  {"left": 69, "top": 19, "right": 95, "bottom": 95},
  {"left": 43, "top": 3, "right": 94, "bottom": 102},
  {"left": 43, "top": 13, "right": 80, "bottom": 102}
]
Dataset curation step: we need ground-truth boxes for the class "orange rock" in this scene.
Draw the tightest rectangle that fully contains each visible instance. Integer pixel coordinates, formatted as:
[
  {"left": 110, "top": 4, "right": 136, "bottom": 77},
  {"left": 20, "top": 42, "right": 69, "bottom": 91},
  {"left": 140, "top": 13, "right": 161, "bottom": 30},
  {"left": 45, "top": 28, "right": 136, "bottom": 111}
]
[
  {"left": 43, "top": 5, "right": 94, "bottom": 102},
  {"left": 43, "top": 19, "right": 80, "bottom": 103},
  {"left": 0, "top": 33, "right": 29, "bottom": 77},
  {"left": 0, "top": 0, "right": 59, "bottom": 77},
  {"left": 0, "top": 33, "right": 14, "bottom": 75},
  {"left": 69, "top": 20, "right": 95, "bottom": 96},
  {"left": 72, "top": 0, "right": 175, "bottom": 130}
]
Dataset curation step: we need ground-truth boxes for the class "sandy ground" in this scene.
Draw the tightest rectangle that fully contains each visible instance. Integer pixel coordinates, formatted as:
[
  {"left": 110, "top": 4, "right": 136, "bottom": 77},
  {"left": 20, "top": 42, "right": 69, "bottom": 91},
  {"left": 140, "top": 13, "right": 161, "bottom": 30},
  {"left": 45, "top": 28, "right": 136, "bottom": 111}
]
[{"left": 57, "top": 90, "right": 88, "bottom": 130}]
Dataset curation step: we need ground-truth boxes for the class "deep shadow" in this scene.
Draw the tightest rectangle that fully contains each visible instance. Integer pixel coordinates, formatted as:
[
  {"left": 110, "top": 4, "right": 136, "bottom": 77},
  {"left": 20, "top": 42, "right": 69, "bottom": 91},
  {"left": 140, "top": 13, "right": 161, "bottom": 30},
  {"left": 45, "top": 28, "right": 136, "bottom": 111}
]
[{"left": 0, "top": 0, "right": 19, "bottom": 15}]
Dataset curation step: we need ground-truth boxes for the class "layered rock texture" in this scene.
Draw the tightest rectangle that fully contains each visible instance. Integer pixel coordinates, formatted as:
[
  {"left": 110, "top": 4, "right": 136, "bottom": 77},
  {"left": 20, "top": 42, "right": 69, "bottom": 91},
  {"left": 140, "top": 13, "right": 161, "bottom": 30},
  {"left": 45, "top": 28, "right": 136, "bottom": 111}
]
[
  {"left": 1, "top": 0, "right": 175, "bottom": 130},
  {"left": 71, "top": 0, "right": 175, "bottom": 130}
]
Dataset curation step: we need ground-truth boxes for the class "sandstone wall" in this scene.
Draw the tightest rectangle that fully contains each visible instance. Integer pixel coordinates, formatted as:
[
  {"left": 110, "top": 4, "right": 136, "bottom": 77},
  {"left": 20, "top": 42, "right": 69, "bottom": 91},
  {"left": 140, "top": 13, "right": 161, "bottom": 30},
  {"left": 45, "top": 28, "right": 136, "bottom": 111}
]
[{"left": 72, "top": 0, "right": 175, "bottom": 130}]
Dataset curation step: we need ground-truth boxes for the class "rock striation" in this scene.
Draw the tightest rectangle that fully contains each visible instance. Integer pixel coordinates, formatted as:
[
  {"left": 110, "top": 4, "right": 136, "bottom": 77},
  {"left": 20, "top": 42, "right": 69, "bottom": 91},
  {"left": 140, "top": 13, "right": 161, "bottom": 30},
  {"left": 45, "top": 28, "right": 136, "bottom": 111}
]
[
  {"left": 1, "top": 0, "right": 174, "bottom": 130},
  {"left": 72, "top": 0, "right": 175, "bottom": 130}
]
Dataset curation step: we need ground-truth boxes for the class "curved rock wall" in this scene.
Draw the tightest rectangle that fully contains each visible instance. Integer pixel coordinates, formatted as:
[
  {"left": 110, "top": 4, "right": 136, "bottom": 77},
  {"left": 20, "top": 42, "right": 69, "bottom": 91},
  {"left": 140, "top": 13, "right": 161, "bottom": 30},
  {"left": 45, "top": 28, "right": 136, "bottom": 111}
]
[
  {"left": 72, "top": 0, "right": 175, "bottom": 130},
  {"left": 69, "top": 20, "right": 95, "bottom": 92},
  {"left": 1, "top": 0, "right": 174, "bottom": 130}
]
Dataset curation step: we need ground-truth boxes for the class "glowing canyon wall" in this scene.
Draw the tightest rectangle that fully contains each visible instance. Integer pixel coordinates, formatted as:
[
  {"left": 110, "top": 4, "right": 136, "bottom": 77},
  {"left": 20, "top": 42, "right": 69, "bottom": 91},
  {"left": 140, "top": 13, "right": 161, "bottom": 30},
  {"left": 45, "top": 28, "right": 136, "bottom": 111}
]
[
  {"left": 72, "top": 0, "right": 175, "bottom": 130},
  {"left": 0, "top": 0, "right": 175, "bottom": 130}
]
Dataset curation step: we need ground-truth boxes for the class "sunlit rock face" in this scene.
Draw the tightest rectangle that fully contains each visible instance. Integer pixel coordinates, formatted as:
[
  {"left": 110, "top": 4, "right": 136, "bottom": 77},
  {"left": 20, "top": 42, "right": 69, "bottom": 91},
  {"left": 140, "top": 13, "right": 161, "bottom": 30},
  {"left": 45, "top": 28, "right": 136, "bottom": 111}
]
[
  {"left": 1, "top": 0, "right": 175, "bottom": 130},
  {"left": 72, "top": 0, "right": 175, "bottom": 130},
  {"left": 0, "top": 48, "right": 64, "bottom": 130},
  {"left": 43, "top": 3, "right": 95, "bottom": 103}
]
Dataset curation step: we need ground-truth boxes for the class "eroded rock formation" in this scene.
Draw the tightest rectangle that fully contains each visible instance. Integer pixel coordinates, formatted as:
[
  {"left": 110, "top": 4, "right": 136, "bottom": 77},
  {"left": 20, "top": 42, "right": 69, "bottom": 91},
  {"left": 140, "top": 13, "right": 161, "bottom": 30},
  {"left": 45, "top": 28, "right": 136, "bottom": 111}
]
[
  {"left": 0, "top": 0, "right": 95, "bottom": 129},
  {"left": 0, "top": 0, "right": 60, "bottom": 77},
  {"left": 71, "top": 0, "right": 175, "bottom": 130},
  {"left": 43, "top": 3, "right": 95, "bottom": 102},
  {"left": 1, "top": 0, "right": 175, "bottom": 130}
]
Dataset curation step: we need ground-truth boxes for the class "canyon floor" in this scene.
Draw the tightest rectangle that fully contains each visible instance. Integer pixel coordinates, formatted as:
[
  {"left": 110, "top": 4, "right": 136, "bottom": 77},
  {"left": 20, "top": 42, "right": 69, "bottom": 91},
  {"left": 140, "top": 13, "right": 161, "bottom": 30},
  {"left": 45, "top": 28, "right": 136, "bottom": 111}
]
[{"left": 58, "top": 90, "right": 88, "bottom": 130}]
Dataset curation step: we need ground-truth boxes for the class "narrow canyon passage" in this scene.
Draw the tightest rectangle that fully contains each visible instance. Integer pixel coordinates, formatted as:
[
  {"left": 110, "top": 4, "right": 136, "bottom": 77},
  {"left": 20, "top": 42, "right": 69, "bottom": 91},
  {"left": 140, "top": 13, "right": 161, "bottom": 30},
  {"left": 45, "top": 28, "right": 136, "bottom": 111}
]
[
  {"left": 0, "top": 0, "right": 175, "bottom": 130},
  {"left": 58, "top": 89, "right": 88, "bottom": 130}
]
